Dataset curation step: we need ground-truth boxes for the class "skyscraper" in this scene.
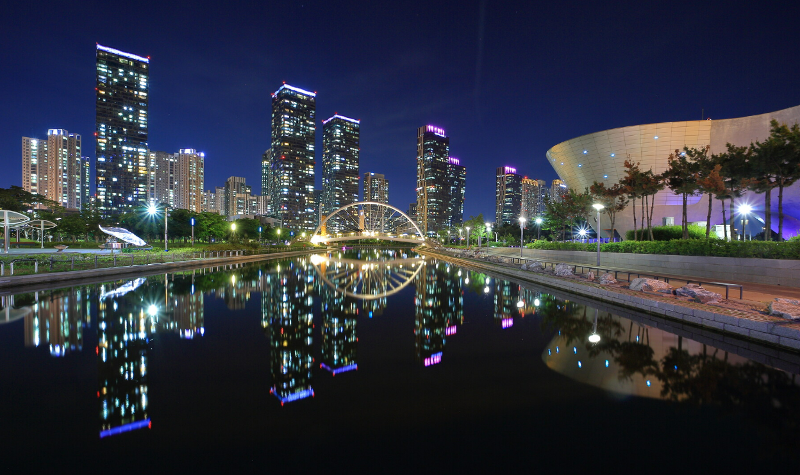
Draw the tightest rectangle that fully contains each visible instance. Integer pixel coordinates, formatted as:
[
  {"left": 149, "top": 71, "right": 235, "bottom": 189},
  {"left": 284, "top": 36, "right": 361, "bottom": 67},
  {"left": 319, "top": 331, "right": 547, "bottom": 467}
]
[
  {"left": 267, "top": 84, "right": 316, "bottom": 230},
  {"left": 363, "top": 172, "right": 389, "bottom": 231},
  {"left": 176, "top": 149, "right": 204, "bottom": 212},
  {"left": 148, "top": 150, "right": 178, "bottom": 207},
  {"left": 446, "top": 157, "right": 466, "bottom": 228},
  {"left": 22, "top": 130, "right": 88, "bottom": 209},
  {"left": 522, "top": 177, "right": 546, "bottom": 222},
  {"left": 321, "top": 114, "right": 360, "bottom": 220},
  {"left": 416, "top": 125, "right": 450, "bottom": 235},
  {"left": 224, "top": 176, "right": 250, "bottom": 217},
  {"left": 261, "top": 149, "right": 272, "bottom": 215},
  {"left": 551, "top": 179, "right": 566, "bottom": 203},
  {"left": 496, "top": 166, "right": 522, "bottom": 227},
  {"left": 95, "top": 44, "right": 149, "bottom": 214}
]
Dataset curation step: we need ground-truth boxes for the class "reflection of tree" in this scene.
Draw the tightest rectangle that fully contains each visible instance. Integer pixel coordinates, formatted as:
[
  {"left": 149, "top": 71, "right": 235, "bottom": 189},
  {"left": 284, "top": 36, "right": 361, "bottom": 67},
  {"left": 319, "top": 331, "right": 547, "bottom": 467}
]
[{"left": 537, "top": 295, "right": 624, "bottom": 355}]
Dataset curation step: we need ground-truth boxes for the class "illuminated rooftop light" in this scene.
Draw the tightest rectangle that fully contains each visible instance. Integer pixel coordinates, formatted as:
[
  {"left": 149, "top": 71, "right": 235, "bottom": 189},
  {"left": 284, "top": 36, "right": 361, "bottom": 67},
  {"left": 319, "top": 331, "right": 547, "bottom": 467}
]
[
  {"left": 504, "top": 166, "right": 517, "bottom": 174},
  {"left": 96, "top": 44, "right": 150, "bottom": 63},
  {"left": 274, "top": 84, "right": 316, "bottom": 97},
  {"left": 322, "top": 114, "right": 360, "bottom": 124},
  {"left": 448, "top": 157, "right": 460, "bottom": 165},
  {"left": 426, "top": 125, "right": 446, "bottom": 136}
]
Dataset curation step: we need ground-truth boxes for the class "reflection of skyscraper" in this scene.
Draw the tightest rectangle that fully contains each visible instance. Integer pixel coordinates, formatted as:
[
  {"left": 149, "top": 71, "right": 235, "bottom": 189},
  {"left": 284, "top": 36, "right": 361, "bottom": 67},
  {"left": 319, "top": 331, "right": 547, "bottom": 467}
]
[
  {"left": 268, "top": 261, "right": 314, "bottom": 404},
  {"left": 494, "top": 280, "right": 518, "bottom": 328},
  {"left": 23, "top": 288, "right": 88, "bottom": 356},
  {"left": 414, "top": 262, "right": 462, "bottom": 366},
  {"left": 320, "top": 286, "right": 358, "bottom": 375},
  {"left": 97, "top": 290, "right": 152, "bottom": 437},
  {"left": 173, "top": 291, "right": 204, "bottom": 339}
]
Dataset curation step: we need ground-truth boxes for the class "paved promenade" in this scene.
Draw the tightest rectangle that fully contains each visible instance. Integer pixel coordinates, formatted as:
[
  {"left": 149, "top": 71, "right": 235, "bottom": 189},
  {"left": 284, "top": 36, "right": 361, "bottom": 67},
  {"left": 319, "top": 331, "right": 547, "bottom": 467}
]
[
  {"left": 422, "top": 248, "right": 800, "bottom": 354},
  {"left": 482, "top": 247, "right": 800, "bottom": 304}
]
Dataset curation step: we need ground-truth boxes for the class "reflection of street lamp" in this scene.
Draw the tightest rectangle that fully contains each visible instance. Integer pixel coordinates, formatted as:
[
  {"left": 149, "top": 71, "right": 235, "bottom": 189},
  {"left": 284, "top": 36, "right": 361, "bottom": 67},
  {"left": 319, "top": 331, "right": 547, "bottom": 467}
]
[
  {"left": 588, "top": 308, "right": 601, "bottom": 343},
  {"left": 148, "top": 204, "right": 168, "bottom": 252},
  {"left": 147, "top": 305, "right": 158, "bottom": 317},
  {"left": 518, "top": 216, "right": 525, "bottom": 257},
  {"left": 535, "top": 217, "right": 543, "bottom": 240},
  {"left": 592, "top": 203, "right": 604, "bottom": 265},
  {"left": 738, "top": 204, "right": 752, "bottom": 241}
]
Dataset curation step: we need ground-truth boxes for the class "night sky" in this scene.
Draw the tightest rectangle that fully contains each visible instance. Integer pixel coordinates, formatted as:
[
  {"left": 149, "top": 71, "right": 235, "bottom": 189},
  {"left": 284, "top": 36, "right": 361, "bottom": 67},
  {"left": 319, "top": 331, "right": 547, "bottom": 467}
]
[{"left": 3, "top": 0, "right": 800, "bottom": 220}]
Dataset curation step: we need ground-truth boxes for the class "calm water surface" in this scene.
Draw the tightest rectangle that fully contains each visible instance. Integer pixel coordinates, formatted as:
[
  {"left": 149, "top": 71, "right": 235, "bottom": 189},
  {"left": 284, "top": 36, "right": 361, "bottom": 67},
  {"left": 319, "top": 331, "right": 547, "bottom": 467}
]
[{"left": 1, "top": 248, "right": 798, "bottom": 472}]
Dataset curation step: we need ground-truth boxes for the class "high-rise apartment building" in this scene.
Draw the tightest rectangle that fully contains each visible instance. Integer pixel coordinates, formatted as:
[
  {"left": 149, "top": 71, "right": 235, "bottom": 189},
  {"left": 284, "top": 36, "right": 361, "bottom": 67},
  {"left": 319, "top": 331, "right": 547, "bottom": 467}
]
[
  {"left": 321, "top": 115, "right": 360, "bottom": 219},
  {"left": 495, "top": 166, "right": 523, "bottom": 227},
  {"left": 176, "top": 149, "right": 204, "bottom": 212},
  {"left": 416, "top": 125, "right": 450, "bottom": 235},
  {"left": 551, "top": 179, "right": 566, "bottom": 203},
  {"left": 522, "top": 178, "right": 547, "bottom": 222},
  {"left": 22, "top": 130, "right": 88, "bottom": 209},
  {"left": 446, "top": 157, "right": 466, "bottom": 228},
  {"left": 149, "top": 151, "right": 178, "bottom": 208},
  {"left": 363, "top": 172, "right": 389, "bottom": 232},
  {"left": 266, "top": 84, "right": 316, "bottom": 230},
  {"left": 95, "top": 44, "right": 150, "bottom": 214},
  {"left": 224, "top": 176, "right": 251, "bottom": 217},
  {"left": 261, "top": 149, "right": 272, "bottom": 215}
]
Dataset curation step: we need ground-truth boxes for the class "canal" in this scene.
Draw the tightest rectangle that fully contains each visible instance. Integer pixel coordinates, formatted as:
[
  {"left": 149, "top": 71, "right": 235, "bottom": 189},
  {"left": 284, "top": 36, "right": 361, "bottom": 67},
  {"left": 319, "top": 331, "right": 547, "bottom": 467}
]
[{"left": 0, "top": 247, "right": 797, "bottom": 472}]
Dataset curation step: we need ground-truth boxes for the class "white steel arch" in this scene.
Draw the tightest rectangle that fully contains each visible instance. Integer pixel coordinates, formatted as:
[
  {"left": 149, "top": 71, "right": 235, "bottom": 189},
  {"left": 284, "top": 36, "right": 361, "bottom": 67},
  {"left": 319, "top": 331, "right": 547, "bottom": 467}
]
[{"left": 310, "top": 201, "right": 425, "bottom": 244}]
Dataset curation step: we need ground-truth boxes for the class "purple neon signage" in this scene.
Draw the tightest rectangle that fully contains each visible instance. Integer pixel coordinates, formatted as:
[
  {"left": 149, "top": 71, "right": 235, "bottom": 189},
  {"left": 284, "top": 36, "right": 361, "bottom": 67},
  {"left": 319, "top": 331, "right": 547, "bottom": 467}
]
[
  {"left": 448, "top": 157, "right": 460, "bottom": 165},
  {"left": 504, "top": 166, "right": 517, "bottom": 174},
  {"left": 426, "top": 125, "right": 446, "bottom": 136}
]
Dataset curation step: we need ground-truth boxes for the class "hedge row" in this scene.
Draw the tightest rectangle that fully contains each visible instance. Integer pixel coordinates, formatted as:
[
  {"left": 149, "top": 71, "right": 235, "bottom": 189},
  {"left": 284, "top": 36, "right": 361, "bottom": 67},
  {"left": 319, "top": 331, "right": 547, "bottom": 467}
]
[
  {"left": 624, "top": 224, "right": 707, "bottom": 241},
  {"left": 525, "top": 239, "right": 800, "bottom": 259}
]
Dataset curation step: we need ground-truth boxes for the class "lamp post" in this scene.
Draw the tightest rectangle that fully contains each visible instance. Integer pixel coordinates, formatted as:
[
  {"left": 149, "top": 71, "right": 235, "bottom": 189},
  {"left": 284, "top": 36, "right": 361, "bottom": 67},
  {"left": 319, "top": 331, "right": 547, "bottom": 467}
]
[
  {"left": 258, "top": 226, "right": 262, "bottom": 245},
  {"left": 466, "top": 226, "right": 471, "bottom": 249},
  {"left": 592, "top": 203, "right": 604, "bottom": 266},
  {"left": 276, "top": 228, "right": 281, "bottom": 244},
  {"left": 518, "top": 216, "right": 525, "bottom": 257},
  {"left": 148, "top": 204, "right": 168, "bottom": 252},
  {"left": 535, "top": 217, "right": 543, "bottom": 240},
  {"left": 738, "top": 204, "right": 752, "bottom": 241},
  {"left": 190, "top": 217, "right": 195, "bottom": 246},
  {"left": 231, "top": 222, "right": 236, "bottom": 243},
  {"left": 485, "top": 222, "right": 492, "bottom": 248}
]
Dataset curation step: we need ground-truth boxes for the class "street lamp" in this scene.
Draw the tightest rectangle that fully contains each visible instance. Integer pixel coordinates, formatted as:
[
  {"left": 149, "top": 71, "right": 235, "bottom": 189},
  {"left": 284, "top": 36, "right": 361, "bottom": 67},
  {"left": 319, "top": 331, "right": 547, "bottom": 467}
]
[
  {"left": 148, "top": 204, "right": 168, "bottom": 252},
  {"left": 485, "top": 222, "right": 492, "bottom": 248},
  {"left": 518, "top": 216, "right": 525, "bottom": 257},
  {"left": 276, "top": 228, "right": 281, "bottom": 243},
  {"left": 592, "top": 203, "right": 604, "bottom": 265},
  {"left": 190, "top": 217, "right": 195, "bottom": 246},
  {"left": 465, "top": 226, "right": 471, "bottom": 249},
  {"left": 738, "top": 204, "right": 752, "bottom": 241},
  {"left": 231, "top": 222, "right": 236, "bottom": 242},
  {"left": 258, "top": 226, "right": 262, "bottom": 244},
  {"left": 535, "top": 217, "right": 543, "bottom": 240}
]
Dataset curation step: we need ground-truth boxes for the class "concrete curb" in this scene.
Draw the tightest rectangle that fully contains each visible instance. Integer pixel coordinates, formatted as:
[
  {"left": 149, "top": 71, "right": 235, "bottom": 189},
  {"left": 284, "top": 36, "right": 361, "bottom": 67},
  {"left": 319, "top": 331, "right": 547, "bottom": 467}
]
[
  {"left": 420, "top": 250, "right": 800, "bottom": 353},
  {"left": 0, "top": 249, "right": 319, "bottom": 291}
]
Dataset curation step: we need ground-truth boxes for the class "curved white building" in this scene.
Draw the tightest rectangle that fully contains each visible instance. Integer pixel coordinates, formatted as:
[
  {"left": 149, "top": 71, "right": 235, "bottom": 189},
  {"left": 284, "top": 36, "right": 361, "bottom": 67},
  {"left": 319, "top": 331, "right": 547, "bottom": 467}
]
[{"left": 546, "top": 105, "right": 800, "bottom": 239}]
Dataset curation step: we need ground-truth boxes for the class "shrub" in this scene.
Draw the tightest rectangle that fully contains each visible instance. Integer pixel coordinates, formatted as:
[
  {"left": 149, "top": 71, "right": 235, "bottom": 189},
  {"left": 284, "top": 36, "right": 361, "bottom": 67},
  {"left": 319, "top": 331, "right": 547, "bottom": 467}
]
[
  {"left": 525, "top": 238, "right": 800, "bottom": 259},
  {"left": 624, "top": 224, "right": 707, "bottom": 241}
]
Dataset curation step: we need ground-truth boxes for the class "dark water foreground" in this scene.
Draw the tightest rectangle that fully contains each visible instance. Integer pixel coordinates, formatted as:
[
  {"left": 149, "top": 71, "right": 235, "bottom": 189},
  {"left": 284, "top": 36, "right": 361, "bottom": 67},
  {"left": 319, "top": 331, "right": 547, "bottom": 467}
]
[{"left": 0, "top": 249, "right": 797, "bottom": 472}]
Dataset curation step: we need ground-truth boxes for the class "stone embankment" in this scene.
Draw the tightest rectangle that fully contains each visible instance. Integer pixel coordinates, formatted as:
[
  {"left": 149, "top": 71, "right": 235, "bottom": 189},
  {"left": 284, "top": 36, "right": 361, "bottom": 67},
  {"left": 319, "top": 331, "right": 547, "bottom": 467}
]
[{"left": 424, "top": 248, "right": 800, "bottom": 352}]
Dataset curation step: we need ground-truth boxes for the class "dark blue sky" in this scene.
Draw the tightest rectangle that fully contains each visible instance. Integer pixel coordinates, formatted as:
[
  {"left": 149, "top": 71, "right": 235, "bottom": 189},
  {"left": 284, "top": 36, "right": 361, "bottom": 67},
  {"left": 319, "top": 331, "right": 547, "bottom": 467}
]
[{"left": 3, "top": 0, "right": 800, "bottom": 220}]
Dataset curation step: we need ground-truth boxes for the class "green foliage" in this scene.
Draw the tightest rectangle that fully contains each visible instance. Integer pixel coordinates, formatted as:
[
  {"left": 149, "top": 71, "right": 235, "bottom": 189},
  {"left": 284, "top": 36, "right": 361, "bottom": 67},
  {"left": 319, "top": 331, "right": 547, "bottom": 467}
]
[
  {"left": 526, "top": 238, "right": 800, "bottom": 259},
  {"left": 624, "top": 224, "right": 707, "bottom": 241}
]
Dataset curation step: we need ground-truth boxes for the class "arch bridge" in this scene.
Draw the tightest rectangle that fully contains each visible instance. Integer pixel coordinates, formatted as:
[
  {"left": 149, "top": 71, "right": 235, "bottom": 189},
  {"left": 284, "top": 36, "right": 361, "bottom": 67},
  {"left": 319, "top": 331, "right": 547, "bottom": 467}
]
[{"left": 309, "top": 201, "right": 429, "bottom": 245}]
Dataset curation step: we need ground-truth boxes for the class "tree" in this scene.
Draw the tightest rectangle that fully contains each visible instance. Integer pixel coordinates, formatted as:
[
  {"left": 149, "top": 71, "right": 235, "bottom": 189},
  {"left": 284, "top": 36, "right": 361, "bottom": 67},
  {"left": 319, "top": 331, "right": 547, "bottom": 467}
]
[
  {"left": 696, "top": 164, "right": 726, "bottom": 239},
  {"left": 751, "top": 121, "right": 800, "bottom": 240},
  {"left": 463, "top": 214, "right": 489, "bottom": 247},
  {"left": 719, "top": 144, "right": 752, "bottom": 241},
  {"left": 664, "top": 147, "right": 703, "bottom": 239},
  {"left": 589, "top": 181, "right": 628, "bottom": 241},
  {"left": 0, "top": 186, "right": 56, "bottom": 213},
  {"left": 620, "top": 160, "right": 643, "bottom": 240},
  {"left": 639, "top": 169, "right": 665, "bottom": 241}
]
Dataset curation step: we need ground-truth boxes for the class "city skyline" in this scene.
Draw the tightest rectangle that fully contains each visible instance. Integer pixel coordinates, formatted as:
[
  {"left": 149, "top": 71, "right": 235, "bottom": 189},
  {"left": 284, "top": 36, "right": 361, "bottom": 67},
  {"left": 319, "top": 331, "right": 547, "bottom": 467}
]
[{"left": 2, "top": 1, "right": 800, "bottom": 221}]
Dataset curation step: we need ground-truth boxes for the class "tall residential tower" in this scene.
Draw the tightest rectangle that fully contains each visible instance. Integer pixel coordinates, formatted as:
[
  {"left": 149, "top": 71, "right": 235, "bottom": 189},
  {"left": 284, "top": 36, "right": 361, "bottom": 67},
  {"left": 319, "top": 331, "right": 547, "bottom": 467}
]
[
  {"left": 495, "top": 166, "right": 522, "bottom": 227},
  {"left": 266, "top": 84, "right": 316, "bottom": 230},
  {"left": 416, "top": 125, "right": 450, "bottom": 235},
  {"left": 22, "top": 129, "right": 88, "bottom": 209},
  {"left": 321, "top": 115, "right": 360, "bottom": 219},
  {"left": 95, "top": 44, "right": 150, "bottom": 214}
]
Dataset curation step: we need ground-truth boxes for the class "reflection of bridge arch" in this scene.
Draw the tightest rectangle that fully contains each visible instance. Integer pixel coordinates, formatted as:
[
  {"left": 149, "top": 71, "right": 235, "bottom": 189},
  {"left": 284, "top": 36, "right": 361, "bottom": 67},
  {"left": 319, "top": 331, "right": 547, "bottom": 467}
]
[
  {"left": 310, "top": 254, "right": 424, "bottom": 300},
  {"left": 310, "top": 201, "right": 425, "bottom": 244}
]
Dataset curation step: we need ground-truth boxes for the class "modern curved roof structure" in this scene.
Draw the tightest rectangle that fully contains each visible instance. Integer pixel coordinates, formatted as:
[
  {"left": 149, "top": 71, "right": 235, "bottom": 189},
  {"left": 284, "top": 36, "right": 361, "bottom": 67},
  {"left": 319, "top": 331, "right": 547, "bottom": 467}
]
[
  {"left": 546, "top": 105, "right": 800, "bottom": 238},
  {"left": 99, "top": 225, "right": 147, "bottom": 246}
]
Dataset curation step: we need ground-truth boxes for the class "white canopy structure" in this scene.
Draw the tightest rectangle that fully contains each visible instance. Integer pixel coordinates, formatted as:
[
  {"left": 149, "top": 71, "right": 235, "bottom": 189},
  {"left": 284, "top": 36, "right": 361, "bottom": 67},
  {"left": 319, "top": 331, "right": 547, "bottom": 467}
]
[
  {"left": 0, "top": 210, "right": 31, "bottom": 254},
  {"left": 98, "top": 225, "right": 147, "bottom": 247},
  {"left": 27, "top": 219, "right": 57, "bottom": 249}
]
